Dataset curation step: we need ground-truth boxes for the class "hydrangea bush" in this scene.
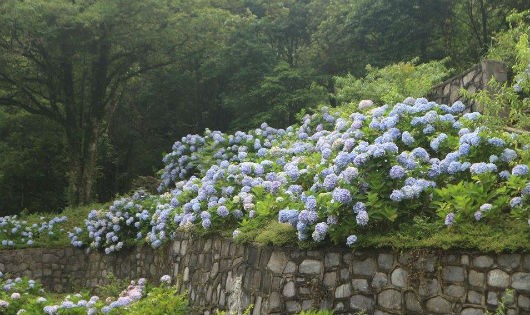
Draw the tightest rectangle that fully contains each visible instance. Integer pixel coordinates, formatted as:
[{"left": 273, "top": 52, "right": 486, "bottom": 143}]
[
  {"left": 0, "top": 273, "right": 186, "bottom": 314},
  {"left": 0, "top": 216, "right": 67, "bottom": 248},
  {"left": 64, "top": 97, "right": 530, "bottom": 253}
]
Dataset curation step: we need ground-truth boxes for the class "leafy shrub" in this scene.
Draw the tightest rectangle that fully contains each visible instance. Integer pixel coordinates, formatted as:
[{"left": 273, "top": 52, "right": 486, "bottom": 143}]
[
  {"left": 466, "top": 10, "right": 530, "bottom": 129},
  {"left": 334, "top": 59, "right": 450, "bottom": 106}
]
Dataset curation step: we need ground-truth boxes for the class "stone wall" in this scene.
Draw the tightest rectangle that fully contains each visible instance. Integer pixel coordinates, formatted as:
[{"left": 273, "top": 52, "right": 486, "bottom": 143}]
[
  {"left": 0, "top": 245, "right": 171, "bottom": 293},
  {"left": 1, "top": 234, "right": 530, "bottom": 315},
  {"left": 429, "top": 60, "right": 507, "bottom": 111}
]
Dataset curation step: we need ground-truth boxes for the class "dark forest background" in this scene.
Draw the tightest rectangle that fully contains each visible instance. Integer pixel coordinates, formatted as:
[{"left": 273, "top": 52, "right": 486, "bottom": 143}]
[{"left": 0, "top": 0, "right": 529, "bottom": 214}]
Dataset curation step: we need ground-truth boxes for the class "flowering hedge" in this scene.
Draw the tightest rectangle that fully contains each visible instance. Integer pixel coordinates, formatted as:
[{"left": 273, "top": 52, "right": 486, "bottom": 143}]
[
  {"left": 0, "top": 216, "right": 67, "bottom": 248},
  {"left": 60, "top": 97, "right": 530, "bottom": 254}
]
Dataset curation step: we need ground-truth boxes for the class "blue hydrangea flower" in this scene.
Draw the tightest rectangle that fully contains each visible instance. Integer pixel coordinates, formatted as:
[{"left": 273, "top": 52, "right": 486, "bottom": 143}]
[
  {"left": 332, "top": 188, "right": 352, "bottom": 204},
  {"left": 444, "top": 212, "right": 455, "bottom": 226},
  {"left": 346, "top": 235, "right": 357, "bottom": 247},
  {"left": 401, "top": 131, "right": 415, "bottom": 146},
  {"left": 356, "top": 210, "right": 369, "bottom": 226},
  {"left": 510, "top": 197, "right": 523, "bottom": 208},
  {"left": 312, "top": 222, "right": 329, "bottom": 242},
  {"left": 389, "top": 165, "right": 406, "bottom": 179},
  {"left": 512, "top": 164, "right": 529, "bottom": 176}
]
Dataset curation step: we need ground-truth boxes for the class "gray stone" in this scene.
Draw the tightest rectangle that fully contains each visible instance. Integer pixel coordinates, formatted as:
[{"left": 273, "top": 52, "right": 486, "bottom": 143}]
[
  {"left": 301, "top": 300, "right": 312, "bottom": 311},
  {"left": 405, "top": 292, "right": 422, "bottom": 313},
  {"left": 519, "top": 295, "right": 530, "bottom": 310},
  {"left": 524, "top": 255, "right": 530, "bottom": 272},
  {"left": 353, "top": 257, "right": 377, "bottom": 276},
  {"left": 252, "top": 296, "right": 262, "bottom": 315},
  {"left": 371, "top": 272, "right": 388, "bottom": 289},
  {"left": 285, "top": 301, "right": 301, "bottom": 313},
  {"left": 283, "top": 281, "right": 296, "bottom": 298},
  {"left": 461, "top": 255, "right": 470, "bottom": 265},
  {"left": 487, "top": 269, "right": 510, "bottom": 288},
  {"left": 469, "top": 270, "right": 484, "bottom": 287},
  {"left": 378, "top": 253, "right": 393, "bottom": 271},
  {"left": 512, "top": 272, "right": 530, "bottom": 291},
  {"left": 461, "top": 308, "right": 485, "bottom": 315},
  {"left": 487, "top": 292, "right": 498, "bottom": 306},
  {"left": 267, "top": 251, "right": 288, "bottom": 274},
  {"left": 352, "top": 279, "right": 369, "bottom": 293},
  {"left": 284, "top": 261, "right": 297, "bottom": 274},
  {"left": 445, "top": 284, "right": 465, "bottom": 298},
  {"left": 299, "top": 259, "right": 322, "bottom": 275},
  {"left": 443, "top": 266, "right": 465, "bottom": 282},
  {"left": 468, "top": 291, "right": 482, "bottom": 304},
  {"left": 335, "top": 283, "right": 352, "bottom": 298},
  {"left": 426, "top": 296, "right": 452, "bottom": 314},
  {"left": 323, "top": 272, "right": 337, "bottom": 288},
  {"left": 350, "top": 295, "right": 374, "bottom": 311},
  {"left": 268, "top": 292, "right": 281, "bottom": 311},
  {"left": 340, "top": 268, "right": 350, "bottom": 280},
  {"left": 334, "top": 301, "right": 345, "bottom": 312},
  {"left": 419, "top": 279, "right": 439, "bottom": 297},
  {"left": 391, "top": 268, "right": 408, "bottom": 288},
  {"left": 374, "top": 311, "right": 392, "bottom": 315},
  {"left": 497, "top": 254, "right": 520, "bottom": 271},
  {"left": 473, "top": 256, "right": 494, "bottom": 268},
  {"left": 325, "top": 253, "right": 340, "bottom": 268},
  {"left": 378, "top": 289, "right": 401, "bottom": 311}
]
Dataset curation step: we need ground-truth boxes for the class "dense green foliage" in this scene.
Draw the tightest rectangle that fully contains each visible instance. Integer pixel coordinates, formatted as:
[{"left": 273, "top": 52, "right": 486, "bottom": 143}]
[{"left": 1, "top": 0, "right": 530, "bottom": 213}]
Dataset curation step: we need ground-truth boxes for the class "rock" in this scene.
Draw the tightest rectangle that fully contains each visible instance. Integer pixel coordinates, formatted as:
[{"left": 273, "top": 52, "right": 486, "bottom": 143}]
[
  {"left": 283, "top": 281, "right": 296, "bottom": 298},
  {"left": 352, "top": 279, "right": 369, "bottom": 293},
  {"left": 252, "top": 296, "right": 262, "bottom": 315},
  {"left": 467, "top": 291, "right": 482, "bottom": 304},
  {"left": 350, "top": 295, "right": 374, "bottom": 312},
  {"left": 268, "top": 292, "right": 281, "bottom": 311},
  {"left": 378, "top": 289, "right": 401, "bottom": 311},
  {"left": 497, "top": 254, "right": 520, "bottom": 271},
  {"left": 352, "top": 258, "right": 377, "bottom": 276},
  {"left": 487, "top": 269, "right": 510, "bottom": 288},
  {"left": 426, "top": 296, "right": 452, "bottom": 314},
  {"left": 284, "top": 261, "right": 297, "bottom": 274},
  {"left": 443, "top": 266, "right": 465, "bottom": 282},
  {"left": 461, "top": 308, "right": 485, "bottom": 315},
  {"left": 286, "top": 301, "right": 301, "bottom": 313},
  {"left": 519, "top": 295, "right": 530, "bottom": 310},
  {"left": 419, "top": 279, "right": 439, "bottom": 297},
  {"left": 468, "top": 270, "right": 484, "bottom": 287},
  {"left": 325, "top": 253, "right": 340, "bottom": 268},
  {"left": 487, "top": 292, "right": 498, "bottom": 306},
  {"left": 299, "top": 260, "right": 322, "bottom": 275},
  {"left": 405, "top": 292, "right": 422, "bottom": 313},
  {"left": 371, "top": 272, "right": 388, "bottom": 289},
  {"left": 323, "top": 272, "right": 337, "bottom": 288},
  {"left": 335, "top": 283, "right": 351, "bottom": 299},
  {"left": 512, "top": 273, "right": 530, "bottom": 291},
  {"left": 267, "top": 251, "right": 288, "bottom": 274},
  {"left": 473, "top": 256, "right": 494, "bottom": 268},
  {"left": 523, "top": 255, "right": 530, "bottom": 272},
  {"left": 391, "top": 268, "right": 408, "bottom": 288},
  {"left": 378, "top": 253, "right": 393, "bottom": 271},
  {"left": 359, "top": 100, "right": 374, "bottom": 109},
  {"left": 445, "top": 285, "right": 465, "bottom": 298}
]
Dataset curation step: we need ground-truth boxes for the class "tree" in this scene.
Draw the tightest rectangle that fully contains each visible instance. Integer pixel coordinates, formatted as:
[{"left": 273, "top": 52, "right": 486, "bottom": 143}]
[{"left": 0, "top": 0, "right": 184, "bottom": 206}]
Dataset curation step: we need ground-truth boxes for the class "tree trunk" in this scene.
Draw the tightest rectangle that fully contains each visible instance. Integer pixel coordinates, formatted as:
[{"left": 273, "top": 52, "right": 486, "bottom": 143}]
[{"left": 66, "top": 123, "right": 99, "bottom": 206}]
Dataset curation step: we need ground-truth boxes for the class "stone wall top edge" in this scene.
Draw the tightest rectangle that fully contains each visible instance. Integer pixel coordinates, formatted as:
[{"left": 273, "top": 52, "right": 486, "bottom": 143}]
[{"left": 430, "top": 59, "right": 505, "bottom": 93}]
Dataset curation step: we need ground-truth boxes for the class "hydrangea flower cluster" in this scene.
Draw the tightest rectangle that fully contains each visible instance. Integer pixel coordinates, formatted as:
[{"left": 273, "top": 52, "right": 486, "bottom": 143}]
[
  {"left": 0, "top": 215, "right": 67, "bottom": 248},
  {"left": 72, "top": 97, "right": 530, "bottom": 250}
]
